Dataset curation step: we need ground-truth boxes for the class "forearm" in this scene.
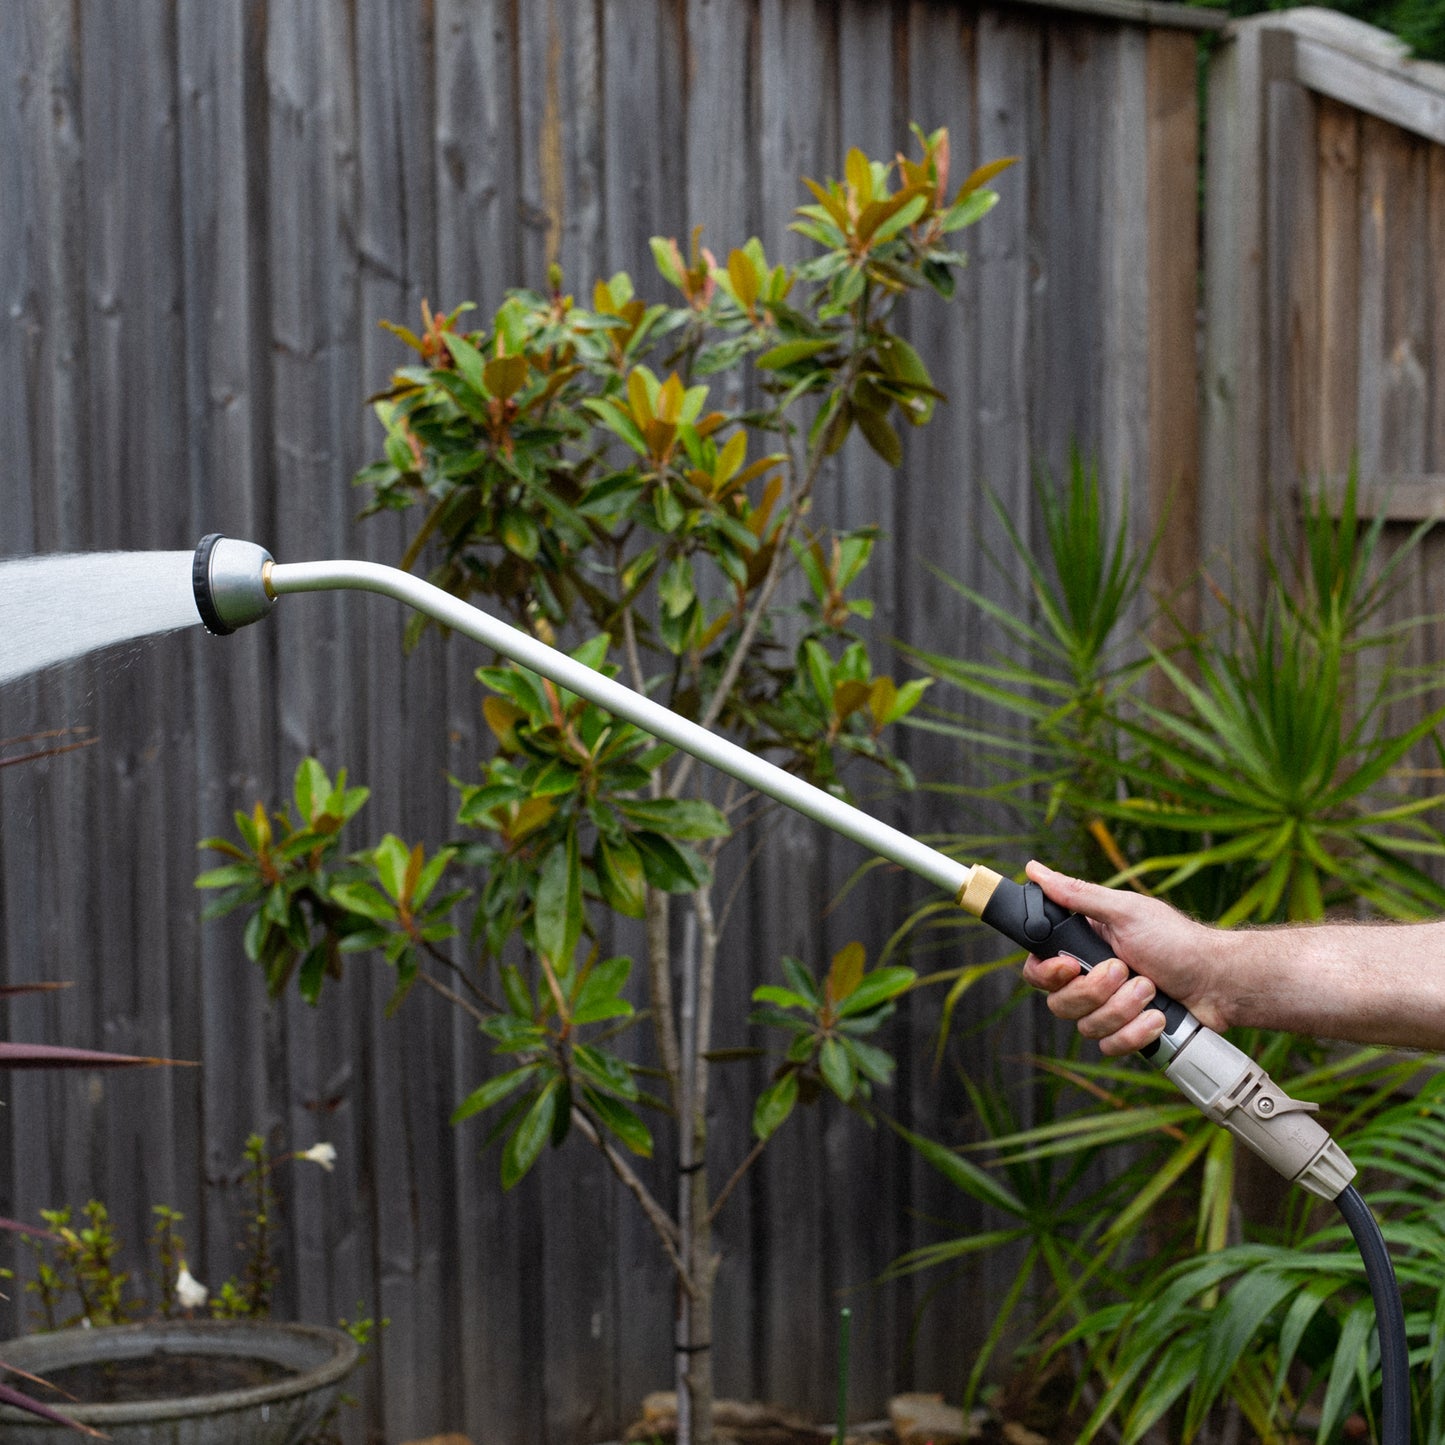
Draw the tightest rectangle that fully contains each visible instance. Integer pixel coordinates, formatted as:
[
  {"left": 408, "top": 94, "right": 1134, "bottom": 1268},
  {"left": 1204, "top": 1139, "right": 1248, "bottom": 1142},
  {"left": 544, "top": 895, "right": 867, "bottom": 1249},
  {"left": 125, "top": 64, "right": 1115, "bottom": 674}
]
[{"left": 1215, "top": 919, "right": 1445, "bottom": 1050}]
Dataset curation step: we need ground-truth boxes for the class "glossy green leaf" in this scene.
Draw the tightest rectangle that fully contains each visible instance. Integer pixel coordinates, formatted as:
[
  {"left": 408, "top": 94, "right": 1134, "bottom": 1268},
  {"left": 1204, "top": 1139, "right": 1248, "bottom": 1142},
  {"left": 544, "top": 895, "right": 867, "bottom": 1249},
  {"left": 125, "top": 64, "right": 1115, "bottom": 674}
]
[
  {"left": 501, "top": 1077, "right": 561, "bottom": 1189},
  {"left": 452, "top": 1063, "right": 542, "bottom": 1125},
  {"left": 752, "top": 1073, "right": 799, "bottom": 1141}
]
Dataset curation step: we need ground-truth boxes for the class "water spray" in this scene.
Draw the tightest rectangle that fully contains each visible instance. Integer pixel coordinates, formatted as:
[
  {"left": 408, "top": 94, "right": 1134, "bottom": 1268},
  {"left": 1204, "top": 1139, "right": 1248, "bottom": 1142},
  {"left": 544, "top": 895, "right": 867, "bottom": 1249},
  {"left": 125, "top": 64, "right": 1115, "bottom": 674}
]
[{"left": 193, "top": 534, "right": 1409, "bottom": 1440}]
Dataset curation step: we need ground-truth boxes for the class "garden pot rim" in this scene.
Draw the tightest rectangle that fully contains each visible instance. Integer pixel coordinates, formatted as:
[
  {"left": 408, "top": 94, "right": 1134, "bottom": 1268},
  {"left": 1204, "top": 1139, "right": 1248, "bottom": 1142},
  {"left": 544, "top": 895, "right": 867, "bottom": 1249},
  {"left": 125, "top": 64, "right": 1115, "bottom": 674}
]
[{"left": 0, "top": 1317, "right": 360, "bottom": 1426}]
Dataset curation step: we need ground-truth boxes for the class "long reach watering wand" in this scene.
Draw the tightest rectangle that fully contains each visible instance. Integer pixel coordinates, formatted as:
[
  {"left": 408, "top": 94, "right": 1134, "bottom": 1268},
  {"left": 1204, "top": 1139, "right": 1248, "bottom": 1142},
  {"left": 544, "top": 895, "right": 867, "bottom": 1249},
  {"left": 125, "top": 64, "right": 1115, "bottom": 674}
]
[{"left": 195, "top": 534, "right": 1410, "bottom": 1442}]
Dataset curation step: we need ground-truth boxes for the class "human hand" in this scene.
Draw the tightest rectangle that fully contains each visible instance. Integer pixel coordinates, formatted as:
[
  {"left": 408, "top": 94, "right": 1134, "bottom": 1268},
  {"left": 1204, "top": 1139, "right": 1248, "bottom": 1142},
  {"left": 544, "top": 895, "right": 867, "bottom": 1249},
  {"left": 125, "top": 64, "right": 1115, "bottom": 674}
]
[{"left": 1019, "top": 860, "right": 1230, "bottom": 1055}]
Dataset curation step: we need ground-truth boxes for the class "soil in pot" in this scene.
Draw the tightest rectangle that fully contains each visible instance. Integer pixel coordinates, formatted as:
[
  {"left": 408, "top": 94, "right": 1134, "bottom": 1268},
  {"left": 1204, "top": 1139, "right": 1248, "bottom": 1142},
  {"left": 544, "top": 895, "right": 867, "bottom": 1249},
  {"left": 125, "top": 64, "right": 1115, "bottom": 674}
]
[{"left": 42, "top": 1350, "right": 295, "bottom": 1404}]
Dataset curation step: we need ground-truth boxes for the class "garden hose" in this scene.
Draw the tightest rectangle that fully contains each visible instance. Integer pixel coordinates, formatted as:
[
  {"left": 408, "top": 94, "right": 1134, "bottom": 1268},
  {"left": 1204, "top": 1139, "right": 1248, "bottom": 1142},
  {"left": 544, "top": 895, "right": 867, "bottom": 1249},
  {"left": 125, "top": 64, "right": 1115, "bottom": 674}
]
[{"left": 195, "top": 536, "right": 1411, "bottom": 1441}]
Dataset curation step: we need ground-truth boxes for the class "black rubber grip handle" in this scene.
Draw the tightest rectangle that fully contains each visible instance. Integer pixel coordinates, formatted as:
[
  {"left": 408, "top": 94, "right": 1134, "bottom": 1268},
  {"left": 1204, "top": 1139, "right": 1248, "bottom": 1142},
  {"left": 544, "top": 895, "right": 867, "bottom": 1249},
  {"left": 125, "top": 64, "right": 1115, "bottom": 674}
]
[{"left": 980, "top": 878, "right": 1190, "bottom": 1059}]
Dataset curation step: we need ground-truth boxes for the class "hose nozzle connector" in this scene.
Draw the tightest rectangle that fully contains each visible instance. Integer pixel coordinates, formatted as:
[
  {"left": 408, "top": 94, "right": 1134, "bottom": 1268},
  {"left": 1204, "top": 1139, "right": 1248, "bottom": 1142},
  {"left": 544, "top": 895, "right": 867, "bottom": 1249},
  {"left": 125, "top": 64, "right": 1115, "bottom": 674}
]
[{"left": 193, "top": 534, "right": 275, "bottom": 636}]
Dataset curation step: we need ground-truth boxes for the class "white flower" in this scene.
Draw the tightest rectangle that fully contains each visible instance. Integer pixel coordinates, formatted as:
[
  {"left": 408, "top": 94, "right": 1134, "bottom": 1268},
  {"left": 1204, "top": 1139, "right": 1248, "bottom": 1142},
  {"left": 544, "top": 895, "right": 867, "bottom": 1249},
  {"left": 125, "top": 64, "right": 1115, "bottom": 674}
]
[
  {"left": 298, "top": 1142, "right": 337, "bottom": 1172},
  {"left": 176, "top": 1263, "right": 208, "bottom": 1310}
]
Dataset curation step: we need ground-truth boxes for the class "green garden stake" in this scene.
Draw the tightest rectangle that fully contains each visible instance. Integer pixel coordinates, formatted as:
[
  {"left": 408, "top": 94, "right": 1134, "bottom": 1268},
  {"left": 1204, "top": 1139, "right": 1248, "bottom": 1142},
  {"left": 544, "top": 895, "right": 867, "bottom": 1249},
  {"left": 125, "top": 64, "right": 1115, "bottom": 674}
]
[{"left": 834, "top": 1306, "right": 852, "bottom": 1445}]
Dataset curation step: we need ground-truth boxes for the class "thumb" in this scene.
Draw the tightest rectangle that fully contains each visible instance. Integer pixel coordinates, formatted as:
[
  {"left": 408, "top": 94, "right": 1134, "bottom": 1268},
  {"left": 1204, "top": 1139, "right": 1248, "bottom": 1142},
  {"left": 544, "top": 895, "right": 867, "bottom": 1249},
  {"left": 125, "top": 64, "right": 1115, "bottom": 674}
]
[{"left": 1025, "top": 859, "right": 1132, "bottom": 927}]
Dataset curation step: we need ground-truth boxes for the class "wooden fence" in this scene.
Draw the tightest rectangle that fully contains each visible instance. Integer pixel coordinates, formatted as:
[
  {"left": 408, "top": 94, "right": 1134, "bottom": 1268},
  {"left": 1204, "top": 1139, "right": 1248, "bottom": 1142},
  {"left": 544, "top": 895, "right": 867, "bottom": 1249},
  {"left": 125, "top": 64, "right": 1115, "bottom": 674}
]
[{"left": 7, "top": 1, "right": 1437, "bottom": 1442}]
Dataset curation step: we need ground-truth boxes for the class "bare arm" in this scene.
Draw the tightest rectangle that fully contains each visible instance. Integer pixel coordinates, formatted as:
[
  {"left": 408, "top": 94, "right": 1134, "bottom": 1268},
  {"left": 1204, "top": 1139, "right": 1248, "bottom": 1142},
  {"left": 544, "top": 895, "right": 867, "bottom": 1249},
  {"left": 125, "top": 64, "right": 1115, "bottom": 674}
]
[{"left": 1020, "top": 859, "right": 1445, "bottom": 1055}]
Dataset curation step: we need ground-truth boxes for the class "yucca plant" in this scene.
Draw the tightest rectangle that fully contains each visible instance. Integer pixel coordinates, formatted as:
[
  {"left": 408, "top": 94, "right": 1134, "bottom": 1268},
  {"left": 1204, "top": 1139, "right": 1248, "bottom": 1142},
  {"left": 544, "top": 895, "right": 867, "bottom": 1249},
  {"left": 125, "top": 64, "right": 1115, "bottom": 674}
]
[{"left": 1095, "top": 471, "right": 1445, "bottom": 922}]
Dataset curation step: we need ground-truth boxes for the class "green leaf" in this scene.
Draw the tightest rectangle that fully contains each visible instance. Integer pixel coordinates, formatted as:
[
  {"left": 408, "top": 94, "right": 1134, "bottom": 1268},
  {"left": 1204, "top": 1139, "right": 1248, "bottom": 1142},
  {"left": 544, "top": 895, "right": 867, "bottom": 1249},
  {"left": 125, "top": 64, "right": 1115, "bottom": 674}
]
[
  {"left": 412, "top": 847, "right": 456, "bottom": 907},
  {"left": 195, "top": 864, "right": 258, "bottom": 890},
  {"left": 442, "top": 332, "right": 491, "bottom": 395},
  {"left": 329, "top": 880, "right": 398, "bottom": 924},
  {"left": 890, "top": 1120, "right": 1024, "bottom": 1217},
  {"left": 571, "top": 1042, "right": 638, "bottom": 1099},
  {"left": 756, "top": 336, "right": 837, "bottom": 370},
  {"left": 372, "top": 834, "right": 411, "bottom": 900},
  {"left": 753, "top": 1073, "right": 799, "bottom": 1141},
  {"left": 780, "top": 956, "right": 821, "bottom": 1007},
  {"left": 819, "top": 1038, "right": 856, "bottom": 1100},
  {"left": 293, "top": 757, "right": 331, "bottom": 822},
  {"left": 297, "top": 943, "right": 329, "bottom": 1006},
  {"left": 751, "top": 984, "right": 815, "bottom": 1012},
  {"left": 855, "top": 406, "right": 902, "bottom": 467},
  {"left": 452, "top": 1064, "right": 542, "bottom": 1125},
  {"left": 836, "top": 967, "right": 915, "bottom": 1016},
  {"left": 535, "top": 832, "right": 583, "bottom": 965},
  {"left": 618, "top": 798, "right": 729, "bottom": 840},
  {"left": 499, "top": 507, "right": 541, "bottom": 560},
  {"left": 845, "top": 1037, "right": 895, "bottom": 1086},
  {"left": 583, "top": 1088, "right": 652, "bottom": 1156},
  {"left": 631, "top": 831, "right": 710, "bottom": 891},
  {"left": 594, "top": 834, "right": 647, "bottom": 918},
  {"left": 572, "top": 956, "right": 635, "bottom": 1025},
  {"left": 501, "top": 1076, "right": 562, "bottom": 1189},
  {"left": 658, "top": 556, "right": 696, "bottom": 617}
]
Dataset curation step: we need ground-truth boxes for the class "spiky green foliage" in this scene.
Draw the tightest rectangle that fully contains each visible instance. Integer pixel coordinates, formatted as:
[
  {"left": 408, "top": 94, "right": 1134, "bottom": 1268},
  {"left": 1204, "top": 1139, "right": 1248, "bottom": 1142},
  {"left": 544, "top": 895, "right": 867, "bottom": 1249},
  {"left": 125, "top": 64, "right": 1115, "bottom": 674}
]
[{"left": 892, "top": 458, "right": 1445, "bottom": 1439}]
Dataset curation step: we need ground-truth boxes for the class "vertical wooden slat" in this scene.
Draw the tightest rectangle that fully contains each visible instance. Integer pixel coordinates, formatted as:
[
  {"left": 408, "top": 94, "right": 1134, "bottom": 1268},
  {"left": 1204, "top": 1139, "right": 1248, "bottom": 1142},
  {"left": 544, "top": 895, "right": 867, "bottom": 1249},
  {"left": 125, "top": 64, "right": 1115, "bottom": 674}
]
[
  {"left": 1100, "top": 26, "right": 1151, "bottom": 515},
  {"left": 1357, "top": 117, "right": 1430, "bottom": 476},
  {"left": 176, "top": 0, "right": 280, "bottom": 1318},
  {"left": 1034, "top": 20, "right": 1108, "bottom": 471},
  {"left": 75, "top": 0, "right": 200, "bottom": 1282},
  {"left": 1267, "top": 73, "right": 1319, "bottom": 563},
  {"left": 1146, "top": 29, "right": 1200, "bottom": 626},
  {"left": 752, "top": 0, "right": 841, "bottom": 1420},
  {"left": 0, "top": 3, "right": 97, "bottom": 1336},
  {"left": 1317, "top": 99, "right": 1362, "bottom": 476},
  {"left": 263, "top": 9, "right": 379, "bottom": 1441},
  {"left": 602, "top": 0, "right": 686, "bottom": 278},
  {"left": 431, "top": 3, "right": 539, "bottom": 1439},
  {"left": 827, "top": 1, "right": 909, "bottom": 1417},
  {"left": 350, "top": 3, "right": 464, "bottom": 1439},
  {"left": 1427, "top": 146, "right": 1445, "bottom": 470},
  {"left": 898, "top": 0, "right": 988, "bottom": 1399},
  {"left": 435, "top": 0, "right": 521, "bottom": 317},
  {"left": 518, "top": 0, "right": 604, "bottom": 291},
  {"left": 516, "top": 11, "right": 628, "bottom": 1436},
  {"left": 1201, "top": 20, "right": 1291, "bottom": 603},
  {"left": 597, "top": 3, "right": 691, "bottom": 1417}
]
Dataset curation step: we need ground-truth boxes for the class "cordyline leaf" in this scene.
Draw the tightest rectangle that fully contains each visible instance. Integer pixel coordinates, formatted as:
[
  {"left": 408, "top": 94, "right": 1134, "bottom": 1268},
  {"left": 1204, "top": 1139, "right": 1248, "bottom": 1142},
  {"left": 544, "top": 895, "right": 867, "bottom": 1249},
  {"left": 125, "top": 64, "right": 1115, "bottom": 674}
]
[
  {"left": 0, "top": 1042, "right": 185, "bottom": 1069},
  {"left": 0, "top": 982, "right": 71, "bottom": 998},
  {"left": 0, "top": 1216, "right": 59, "bottom": 1240},
  {"left": 0, "top": 1378, "right": 104, "bottom": 1437}
]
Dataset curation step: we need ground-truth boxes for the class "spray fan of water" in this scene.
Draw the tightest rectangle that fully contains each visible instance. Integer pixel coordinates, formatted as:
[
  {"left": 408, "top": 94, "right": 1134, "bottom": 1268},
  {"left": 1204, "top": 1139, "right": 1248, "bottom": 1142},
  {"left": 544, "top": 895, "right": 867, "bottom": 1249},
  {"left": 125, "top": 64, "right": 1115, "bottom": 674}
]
[{"left": 0, "top": 552, "right": 201, "bottom": 686}]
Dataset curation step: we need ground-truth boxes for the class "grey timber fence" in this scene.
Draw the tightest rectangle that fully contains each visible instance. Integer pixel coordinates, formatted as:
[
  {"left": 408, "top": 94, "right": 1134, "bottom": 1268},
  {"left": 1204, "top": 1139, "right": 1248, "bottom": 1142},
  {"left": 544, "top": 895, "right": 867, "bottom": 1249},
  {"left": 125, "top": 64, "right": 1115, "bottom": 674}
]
[
  {"left": 1202, "top": 7, "right": 1445, "bottom": 763},
  {"left": 15, "top": 0, "right": 1436, "bottom": 1441}
]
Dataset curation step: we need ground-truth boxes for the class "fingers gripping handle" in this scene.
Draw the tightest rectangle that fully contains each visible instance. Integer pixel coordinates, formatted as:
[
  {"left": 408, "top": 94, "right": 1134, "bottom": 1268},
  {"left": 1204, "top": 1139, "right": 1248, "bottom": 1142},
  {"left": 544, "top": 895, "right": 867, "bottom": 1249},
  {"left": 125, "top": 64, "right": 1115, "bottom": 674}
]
[
  {"left": 958, "top": 869, "right": 1195, "bottom": 1061},
  {"left": 958, "top": 869, "right": 1357, "bottom": 1201}
]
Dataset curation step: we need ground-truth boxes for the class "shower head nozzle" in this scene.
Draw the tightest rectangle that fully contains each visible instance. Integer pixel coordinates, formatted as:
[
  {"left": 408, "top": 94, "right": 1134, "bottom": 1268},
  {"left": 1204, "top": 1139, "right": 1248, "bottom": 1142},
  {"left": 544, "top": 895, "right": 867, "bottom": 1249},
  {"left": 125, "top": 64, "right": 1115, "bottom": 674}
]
[{"left": 192, "top": 534, "right": 275, "bottom": 636}]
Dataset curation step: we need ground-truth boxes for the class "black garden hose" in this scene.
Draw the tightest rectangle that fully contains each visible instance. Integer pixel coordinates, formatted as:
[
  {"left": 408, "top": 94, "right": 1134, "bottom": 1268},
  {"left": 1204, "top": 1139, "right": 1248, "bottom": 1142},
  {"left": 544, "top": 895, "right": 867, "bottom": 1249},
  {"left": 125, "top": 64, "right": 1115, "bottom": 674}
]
[{"left": 1336, "top": 1183, "right": 1410, "bottom": 1445}]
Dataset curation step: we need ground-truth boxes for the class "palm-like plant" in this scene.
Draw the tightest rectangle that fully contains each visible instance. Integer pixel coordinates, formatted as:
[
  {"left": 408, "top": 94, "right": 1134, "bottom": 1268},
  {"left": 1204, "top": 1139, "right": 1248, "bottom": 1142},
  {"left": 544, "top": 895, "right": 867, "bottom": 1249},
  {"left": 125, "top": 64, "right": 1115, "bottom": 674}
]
[
  {"left": 891, "top": 460, "right": 1445, "bottom": 1440},
  {"left": 1056, "top": 1061, "right": 1445, "bottom": 1444}
]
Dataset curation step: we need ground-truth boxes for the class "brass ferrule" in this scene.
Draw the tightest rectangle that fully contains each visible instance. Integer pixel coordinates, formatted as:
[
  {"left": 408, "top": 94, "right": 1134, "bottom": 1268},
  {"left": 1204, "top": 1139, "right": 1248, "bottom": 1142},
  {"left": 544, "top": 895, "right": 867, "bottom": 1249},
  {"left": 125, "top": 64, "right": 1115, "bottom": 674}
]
[{"left": 956, "top": 865, "right": 1003, "bottom": 918}]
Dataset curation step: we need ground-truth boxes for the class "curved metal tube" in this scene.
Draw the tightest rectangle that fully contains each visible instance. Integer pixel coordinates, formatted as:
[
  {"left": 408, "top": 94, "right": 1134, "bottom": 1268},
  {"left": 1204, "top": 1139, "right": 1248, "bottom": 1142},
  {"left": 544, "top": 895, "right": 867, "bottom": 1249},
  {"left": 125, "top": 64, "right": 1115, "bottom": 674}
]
[{"left": 267, "top": 558, "right": 974, "bottom": 899}]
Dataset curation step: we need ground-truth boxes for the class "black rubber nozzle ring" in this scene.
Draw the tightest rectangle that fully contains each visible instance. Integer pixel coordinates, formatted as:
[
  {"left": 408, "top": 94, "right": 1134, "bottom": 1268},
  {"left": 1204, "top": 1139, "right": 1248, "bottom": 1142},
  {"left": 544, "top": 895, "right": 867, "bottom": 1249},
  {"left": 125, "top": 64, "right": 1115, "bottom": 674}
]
[{"left": 192, "top": 533, "right": 234, "bottom": 636}]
